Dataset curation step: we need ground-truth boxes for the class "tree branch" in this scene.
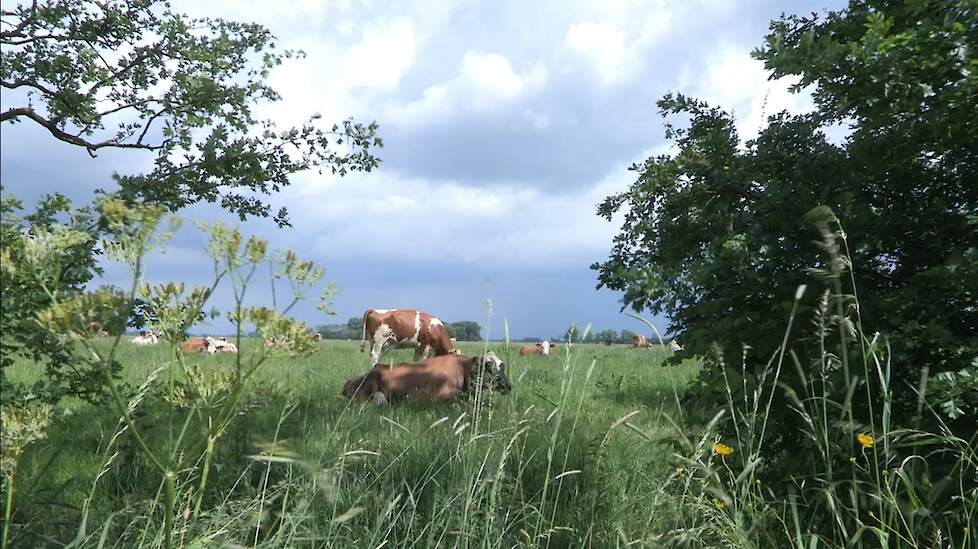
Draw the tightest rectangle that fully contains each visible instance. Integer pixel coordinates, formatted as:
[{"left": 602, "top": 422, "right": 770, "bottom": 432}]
[
  {"left": 1, "top": 107, "right": 163, "bottom": 156},
  {"left": 0, "top": 78, "right": 57, "bottom": 97}
]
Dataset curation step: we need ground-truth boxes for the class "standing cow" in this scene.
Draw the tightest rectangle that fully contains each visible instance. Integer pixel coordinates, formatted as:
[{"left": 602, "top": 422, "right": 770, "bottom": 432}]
[{"left": 360, "top": 309, "right": 457, "bottom": 364}]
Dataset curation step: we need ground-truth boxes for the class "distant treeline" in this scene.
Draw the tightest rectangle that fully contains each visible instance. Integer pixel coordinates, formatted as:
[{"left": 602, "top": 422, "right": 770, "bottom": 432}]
[{"left": 315, "top": 318, "right": 483, "bottom": 341}]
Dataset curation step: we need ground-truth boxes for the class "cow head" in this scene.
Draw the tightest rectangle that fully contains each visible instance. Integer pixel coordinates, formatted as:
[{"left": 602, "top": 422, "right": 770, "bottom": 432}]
[{"left": 478, "top": 352, "right": 511, "bottom": 394}]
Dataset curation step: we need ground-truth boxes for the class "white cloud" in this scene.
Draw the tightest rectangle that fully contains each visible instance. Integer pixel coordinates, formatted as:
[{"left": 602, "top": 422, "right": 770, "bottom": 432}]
[
  {"left": 564, "top": 22, "right": 630, "bottom": 83},
  {"left": 691, "top": 45, "right": 816, "bottom": 140},
  {"left": 272, "top": 165, "right": 632, "bottom": 268},
  {"left": 389, "top": 51, "right": 547, "bottom": 126}
]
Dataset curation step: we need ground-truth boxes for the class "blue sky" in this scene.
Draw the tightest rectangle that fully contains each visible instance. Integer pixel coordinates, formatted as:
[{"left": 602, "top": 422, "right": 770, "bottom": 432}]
[{"left": 0, "top": 0, "right": 845, "bottom": 339}]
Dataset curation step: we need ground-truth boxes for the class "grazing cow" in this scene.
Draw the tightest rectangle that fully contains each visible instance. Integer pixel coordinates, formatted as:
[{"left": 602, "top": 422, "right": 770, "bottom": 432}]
[
  {"left": 343, "top": 352, "right": 511, "bottom": 404},
  {"left": 310, "top": 331, "right": 322, "bottom": 342},
  {"left": 633, "top": 335, "right": 653, "bottom": 348},
  {"left": 360, "top": 309, "right": 457, "bottom": 364},
  {"left": 131, "top": 330, "right": 159, "bottom": 346},
  {"left": 181, "top": 337, "right": 217, "bottom": 354}
]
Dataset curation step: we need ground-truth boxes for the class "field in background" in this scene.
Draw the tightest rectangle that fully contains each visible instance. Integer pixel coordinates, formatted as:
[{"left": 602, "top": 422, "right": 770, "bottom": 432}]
[{"left": 8, "top": 339, "right": 701, "bottom": 547}]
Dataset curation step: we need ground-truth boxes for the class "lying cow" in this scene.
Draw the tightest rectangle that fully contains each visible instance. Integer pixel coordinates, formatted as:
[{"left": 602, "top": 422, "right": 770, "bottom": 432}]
[
  {"left": 360, "top": 308, "right": 457, "bottom": 364},
  {"left": 180, "top": 337, "right": 217, "bottom": 354},
  {"left": 131, "top": 330, "right": 159, "bottom": 346},
  {"left": 343, "top": 352, "right": 511, "bottom": 404},
  {"left": 633, "top": 335, "right": 653, "bottom": 348},
  {"left": 211, "top": 336, "right": 238, "bottom": 353},
  {"left": 519, "top": 340, "right": 555, "bottom": 356}
]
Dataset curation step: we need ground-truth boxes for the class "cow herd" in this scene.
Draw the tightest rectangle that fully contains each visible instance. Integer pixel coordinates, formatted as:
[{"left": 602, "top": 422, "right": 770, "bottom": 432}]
[{"left": 124, "top": 307, "right": 679, "bottom": 406}]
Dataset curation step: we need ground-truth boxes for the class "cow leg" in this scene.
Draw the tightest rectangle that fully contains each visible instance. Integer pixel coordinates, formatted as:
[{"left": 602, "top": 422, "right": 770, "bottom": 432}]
[
  {"left": 414, "top": 344, "right": 432, "bottom": 362},
  {"left": 372, "top": 392, "right": 388, "bottom": 405}
]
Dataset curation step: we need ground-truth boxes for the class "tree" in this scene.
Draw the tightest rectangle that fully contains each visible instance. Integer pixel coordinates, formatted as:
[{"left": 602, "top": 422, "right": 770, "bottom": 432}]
[
  {"left": 593, "top": 0, "right": 976, "bottom": 485},
  {"left": 447, "top": 321, "right": 482, "bottom": 342},
  {"left": 1, "top": 0, "right": 381, "bottom": 225},
  {"left": 1, "top": 1, "right": 382, "bottom": 404},
  {"left": 618, "top": 330, "right": 637, "bottom": 344},
  {"left": 0, "top": 194, "right": 114, "bottom": 403},
  {"left": 595, "top": 329, "right": 617, "bottom": 345}
]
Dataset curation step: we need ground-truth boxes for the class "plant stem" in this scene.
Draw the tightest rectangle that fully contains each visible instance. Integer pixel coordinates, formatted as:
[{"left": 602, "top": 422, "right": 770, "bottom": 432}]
[
  {"left": 191, "top": 436, "right": 216, "bottom": 528},
  {"left": 163, "top": 472, "right": 176, "bottom": 549},
  {"left": 1, "top": 473, "right": 15, "bottom": 549}
]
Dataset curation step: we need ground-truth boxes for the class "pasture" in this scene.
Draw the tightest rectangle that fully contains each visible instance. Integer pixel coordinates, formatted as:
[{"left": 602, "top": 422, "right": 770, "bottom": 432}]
[{"left": 6, "top": 339, "right": 702, "bottom": 547}]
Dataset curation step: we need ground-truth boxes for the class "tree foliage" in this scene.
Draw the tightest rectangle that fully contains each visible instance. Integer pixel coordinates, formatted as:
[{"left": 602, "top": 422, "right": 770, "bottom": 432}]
[
  {"left": 1, "top": 0, "right": 381, "bottom": 225},
  {"left": 593, "top": 0, "right": 976, "bottom": 472},
  {"left": 446, "top": 320, "right": 482, "bottom": 342},
  {"left": 0, "top": 194, "right": 117, "bottom": 404},
  {"left": 1, "top": 0, "right": 382, "bottom": 404}
]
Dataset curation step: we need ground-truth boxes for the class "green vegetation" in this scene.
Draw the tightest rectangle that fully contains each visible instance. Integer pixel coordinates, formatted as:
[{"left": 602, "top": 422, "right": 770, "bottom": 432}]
[
  {"left": 2, "top": 1, "right": 974, "bottom": 547},
  {"left": 4, "top": 339, "right": 701, "bottom": 547},
  {"left": 593, "top": 1, "right": 977, "bottom": 545}
]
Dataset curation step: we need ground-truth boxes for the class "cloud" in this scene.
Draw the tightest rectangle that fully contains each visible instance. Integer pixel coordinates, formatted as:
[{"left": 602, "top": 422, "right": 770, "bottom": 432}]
[
  {"left": 2, "top": 0, "right": 851, "bottom": 339},
  {"left": 564, "top": 22, "right": 630, "bottom": 83},
  {"left": 389, "top": 51, "right": 547, "bottom": 126},
  {"left": 687, "top": 45, "right": 816, "bottom": 140}
]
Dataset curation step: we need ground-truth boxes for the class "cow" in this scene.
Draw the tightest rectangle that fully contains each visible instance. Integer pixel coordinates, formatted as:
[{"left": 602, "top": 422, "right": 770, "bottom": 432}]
[
  {"left": 360, "top": 309, "right": 457, "bottom": 364},
  {"left": 309, "top": 331, "right": 322, "bottom": 342},
  {"left": 131, "top": 330, "right": 159, "bottom": 346},
  {"left": 211, "top": 336, "right": 238, "bottom": 353},
  {"left": 342, "top": 352, "right": 511, "bottom": 404},
  {"left": 633, "top": 334, "right": 653, "bottom": 348},
  {"left": 519, "top": 340, "right": 554, "bottom": 356},
  {"left": 181, "top": 337, "right": 218, "bottom": 354},
  {"left": 668, "top": 340, "right": 683, "bottom": 352}
]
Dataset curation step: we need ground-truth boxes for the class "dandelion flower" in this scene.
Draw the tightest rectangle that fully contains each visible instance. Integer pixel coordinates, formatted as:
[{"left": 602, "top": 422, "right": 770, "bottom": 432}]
[
  {"left": 713, "top": 442, "right": 734, "bottom": 456},
  {"left": 856, "top": 433, "right": 875, "bottom": 449}
]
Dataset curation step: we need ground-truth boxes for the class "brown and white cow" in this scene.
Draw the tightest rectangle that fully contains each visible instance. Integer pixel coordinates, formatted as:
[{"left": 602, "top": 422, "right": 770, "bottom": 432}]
[
  {"left": 211, "top": 336, "right": 238, "bottom": 353},
  {"left": 519, "top": 340, "right": 554, "bottom": 356},
  {"left": 633, "top": 334, "right": 653, "bottom": 348},
  {"left": 342, "top": 352, "right": 511, "bottom": 404},
  {"left": 131, "top": 330, "right": 159, "bottom": 346},
  {"left": 181, "top": 337, "right": 218, "bottom": 354},
  {"left": 360, "top": 309, "right": 457, "bottom": 364}
]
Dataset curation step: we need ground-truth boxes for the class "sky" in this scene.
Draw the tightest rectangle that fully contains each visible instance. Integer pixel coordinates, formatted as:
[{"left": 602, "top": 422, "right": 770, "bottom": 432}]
[{"left": 0, "top": 0, "right": 845, "bottom": 339}]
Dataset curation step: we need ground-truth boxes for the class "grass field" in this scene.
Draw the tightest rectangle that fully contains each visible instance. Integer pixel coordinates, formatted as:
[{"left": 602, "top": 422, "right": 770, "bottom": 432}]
[{"left": 6, "top": 339, "right": 703, "bottom": 547}]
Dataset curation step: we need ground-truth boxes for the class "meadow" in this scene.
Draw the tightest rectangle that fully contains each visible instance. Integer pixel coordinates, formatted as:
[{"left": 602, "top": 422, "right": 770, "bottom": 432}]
[{"left": 6, "top": 339, "right": 705, "bottom": 547}]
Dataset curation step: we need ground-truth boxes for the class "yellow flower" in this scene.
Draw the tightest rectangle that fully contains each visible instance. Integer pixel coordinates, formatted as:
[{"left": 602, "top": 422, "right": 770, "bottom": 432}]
[
  {"left": 713, "top": 442, "right": 734, "bottom": 456},
  {"left": 713, "top": 498, "right": 725, "bottom": 510},
  {"left": 856, "top": 433, "right": 875, "bottom": 449}
]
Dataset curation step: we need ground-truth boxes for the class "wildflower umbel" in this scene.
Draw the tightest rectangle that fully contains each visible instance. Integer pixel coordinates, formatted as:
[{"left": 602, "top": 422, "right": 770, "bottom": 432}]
[
  {"left": 713, "top": 442, "right": 734, "bottom": 456},
  {"left": 856, "top": 433, "right": 875, "bottom": 449}
]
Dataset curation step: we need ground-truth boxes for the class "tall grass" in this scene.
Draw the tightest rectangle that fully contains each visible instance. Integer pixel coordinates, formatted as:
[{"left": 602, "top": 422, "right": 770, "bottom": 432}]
[
  {"left": 3, "top": 204, "right": 972, "bottom": 547},
  {"left": 640, "top": 210, "right": 977, "bottom": 549}
]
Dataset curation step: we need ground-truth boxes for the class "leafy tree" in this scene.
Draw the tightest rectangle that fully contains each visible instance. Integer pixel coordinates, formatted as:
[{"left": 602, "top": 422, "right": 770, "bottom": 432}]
[
  {"left": 593, "top": 0, "right": 976, "bottom": 483},
  {"left": 618, "top": 330, "right": 637, "bottom": 344},
  {"left": 1, "top": 0, "right": 381, "bottom": 225},
  {"left": 0, "top": 194, "right": 114, "bottom": 403},
  {"left": 346, "top": 316, "right": 364, "bottom": 338},
  {"left": 595, "top": 329, "right": 617, "bottom": 345},
  {"left": 1, "top": 0, "right": 381, "bottom": 404},
  {"left": 447, "top": 320, "right": 482, "bottom": 342}
]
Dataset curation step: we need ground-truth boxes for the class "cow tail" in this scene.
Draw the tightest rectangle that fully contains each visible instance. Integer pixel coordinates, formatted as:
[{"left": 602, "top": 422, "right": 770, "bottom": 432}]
[{"left": 360, "top": 309, "right": 372, "bottom": 352}]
